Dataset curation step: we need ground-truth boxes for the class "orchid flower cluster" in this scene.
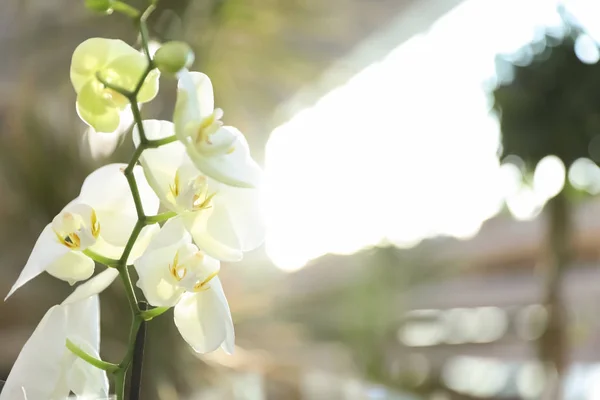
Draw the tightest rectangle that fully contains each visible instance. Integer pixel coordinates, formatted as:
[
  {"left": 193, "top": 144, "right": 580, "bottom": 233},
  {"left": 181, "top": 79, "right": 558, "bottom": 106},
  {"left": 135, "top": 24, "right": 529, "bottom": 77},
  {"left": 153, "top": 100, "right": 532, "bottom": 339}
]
[{"left": 1, "top": 1, "right": 264, "bottom": 399}]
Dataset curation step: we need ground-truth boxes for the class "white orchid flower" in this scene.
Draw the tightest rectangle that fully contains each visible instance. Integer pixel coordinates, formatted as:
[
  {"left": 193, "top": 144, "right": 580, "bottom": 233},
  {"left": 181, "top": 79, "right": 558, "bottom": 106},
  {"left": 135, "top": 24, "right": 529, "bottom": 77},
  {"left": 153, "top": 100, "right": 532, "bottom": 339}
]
[
  {"left": 134, "top": 218, "right": 234, "bottom": 354},
  {"left": 133, "top": 120, "right": 265, "bottom": 261},
  {"left": 6, "top": 164, "right": 159, "bottom": 299},
  {"left": 173, "top": 70, "right": 262, "bottom": 188},
  {"left": 0, "top": 295, "right": 108, "bottom": 400}
]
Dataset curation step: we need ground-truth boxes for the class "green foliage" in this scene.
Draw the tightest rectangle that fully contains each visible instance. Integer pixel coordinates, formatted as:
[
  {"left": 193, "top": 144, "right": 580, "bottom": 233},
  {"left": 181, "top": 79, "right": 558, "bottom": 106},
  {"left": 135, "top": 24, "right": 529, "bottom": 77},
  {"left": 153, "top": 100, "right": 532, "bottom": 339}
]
[{"left": 492, "top": 27, "right": 600, "bottom": 170}]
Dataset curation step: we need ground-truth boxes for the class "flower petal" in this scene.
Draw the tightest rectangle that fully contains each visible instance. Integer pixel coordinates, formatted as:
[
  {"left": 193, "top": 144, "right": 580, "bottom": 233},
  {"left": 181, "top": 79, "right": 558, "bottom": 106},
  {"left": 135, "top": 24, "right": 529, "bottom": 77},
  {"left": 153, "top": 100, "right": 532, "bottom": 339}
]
[
  {"left": 175, "top": 70, "right": 214, "bottom": 127},
  {"left": 173, "top": 277, "right": 234, "bottom": 354},
  {"left": 89, "top": 223, "right": 159, "bottom": 264},
  {"left": 187, "top": 209, "right": 243, "bottom": 262},
  {"left": 134, "top": 218, "right": 191, "bottom": 307},
  {"left": 64, "top": 295, "right": 109, "bottom": 397},
  {"left": 45, "top": 251, "right": 95, "bottom": 285},
  {"left": 134, "top": 120, "right": 186, "bottom": 208},
  {"left": 76, "top": 82, "right": 121, "bottom": 133},
  {"left": 5, "top": 225, "right": 70, "bottom": 299},
  {"left": 62, "top": 269, "right": 119, "bottom": 305},
  {"left": 187, "top": 126, "right": 263, "bottom": 188},
  {"left": 0, "top": 306, "right": 68, "bottom": 400},
  {"left": 215, "top": 185, "right": 265, "bottom": 252},
  {"left": 78, "top": 164, "right": 159, "bottom": 247},
  {"left": 70, "top": 38, "right": 139, "bottom": 92}
]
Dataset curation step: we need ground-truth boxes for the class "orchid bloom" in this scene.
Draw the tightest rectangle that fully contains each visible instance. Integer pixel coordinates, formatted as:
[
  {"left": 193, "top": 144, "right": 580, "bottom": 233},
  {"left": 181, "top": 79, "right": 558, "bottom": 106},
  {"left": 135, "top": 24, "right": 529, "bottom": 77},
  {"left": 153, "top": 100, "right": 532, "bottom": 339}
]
[
  {"left": 0, "top": 295, "right": 108, "bottom": 400},
  {"left": 70, "top": 38, "right": 159, "bottom": 133},
  {"left": 134, "top": 218, "right": 234, "bottom": 354},
  {"left": 6, "top": 164, "right": 159, "bottom": 299},
  {"left": 173, "top": 70, "right": 262, "bottom": 188},
  {"left": 133, "top": 120, "right": 265, "bottom": 261}
]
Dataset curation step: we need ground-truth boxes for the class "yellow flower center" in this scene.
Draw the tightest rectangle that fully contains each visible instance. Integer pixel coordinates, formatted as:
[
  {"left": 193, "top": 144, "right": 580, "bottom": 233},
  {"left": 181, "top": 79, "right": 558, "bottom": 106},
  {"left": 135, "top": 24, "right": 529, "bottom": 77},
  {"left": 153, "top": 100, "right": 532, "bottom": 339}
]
[{"left": 52, "top": 207, "right": 100, "bottom": 251}]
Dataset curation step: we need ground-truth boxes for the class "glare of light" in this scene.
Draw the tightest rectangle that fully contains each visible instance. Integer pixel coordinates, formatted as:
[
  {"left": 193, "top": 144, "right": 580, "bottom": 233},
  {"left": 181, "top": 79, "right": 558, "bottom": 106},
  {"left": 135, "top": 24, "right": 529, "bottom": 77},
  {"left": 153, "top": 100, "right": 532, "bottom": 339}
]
[
  {"left": 398, "top": 321, "right": 444, "bottom": 347},
  {"left": 533, "top": 155, "right": 566, "bottom": 199},
  {"left": 575, "top": 34, "right": 600, "bottom": 64},
  {"left": 506, "top": 187, "right": 543, "bottom": 221},
  {"left": 517, "top": 362, "right": 547, "bottom": 399},
  {"left": 569, "top": 158, "right": 600, "bottom": 194},
  {"left": 515, "top": 304, "right": 548, "bottom": 341},
  {"left": 474, "top": 306, "right": 509, "bottom": 343},
  {"left": 263, "top": 0, "right": 579, "bottom": 270},
  {"left": 399, "top": 309, "right": 444, "bottom": 347},
  {"left": 584, "top": 366, "right": 600, "bottom": 400}
]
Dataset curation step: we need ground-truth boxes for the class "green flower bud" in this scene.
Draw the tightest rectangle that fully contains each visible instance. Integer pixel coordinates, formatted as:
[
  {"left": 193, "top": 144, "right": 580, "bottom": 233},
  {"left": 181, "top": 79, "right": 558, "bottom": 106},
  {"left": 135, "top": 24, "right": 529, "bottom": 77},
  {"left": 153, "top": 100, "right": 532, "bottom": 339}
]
[
  {"left": 154, "top": 41, "right": 195, "bottom": 76},
  {"left": 85, "top": 0, "right": 114, "bottom": 13}
]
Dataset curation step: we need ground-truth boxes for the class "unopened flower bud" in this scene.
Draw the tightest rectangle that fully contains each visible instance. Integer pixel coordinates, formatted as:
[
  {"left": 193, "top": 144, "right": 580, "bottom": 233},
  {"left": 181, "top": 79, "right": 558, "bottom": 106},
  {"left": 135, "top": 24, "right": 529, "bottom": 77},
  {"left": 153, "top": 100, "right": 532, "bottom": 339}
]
[
  {"left": 85, "top": 0, "right": 114, "bottom": 13},
  {"left": 154, "top": 41, "right": 195, "bottom": 76}
]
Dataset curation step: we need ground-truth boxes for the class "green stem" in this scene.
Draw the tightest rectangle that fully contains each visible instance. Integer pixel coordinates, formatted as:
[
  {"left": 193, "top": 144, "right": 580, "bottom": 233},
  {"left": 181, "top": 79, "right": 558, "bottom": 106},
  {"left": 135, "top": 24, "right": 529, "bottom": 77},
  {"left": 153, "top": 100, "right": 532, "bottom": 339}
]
[
  {"left": 114, "top": 369, "right": 126, "bottom": 400},
  {"left": 140, "top": 306, "right": 169, "bottom": 321},
  {"left": 118, "top": 265, "right": 139, "bottom": 314},
  {"left": 120, "top": 316, "right": 144, "bottom": 368},
  {"left": 67, "top": 339, "right": 119, "bottom": 373},
  {"left": 138, "top": 5, "right": 156, "bottom": 61},
  {"left": 95, "top": 72, "right": 133, "bottom": 98},
  {"left": 144, "top": 211, "right": 177, "bottom": 224},
  {"left": 83, "top": 249, "right": 120, "bottom": 267},
  {"left": 147, "top": 135, "right": 177, "bottom": 148},
  {"left": 111, "top": 1, "right": 141, "bottom": 18}
]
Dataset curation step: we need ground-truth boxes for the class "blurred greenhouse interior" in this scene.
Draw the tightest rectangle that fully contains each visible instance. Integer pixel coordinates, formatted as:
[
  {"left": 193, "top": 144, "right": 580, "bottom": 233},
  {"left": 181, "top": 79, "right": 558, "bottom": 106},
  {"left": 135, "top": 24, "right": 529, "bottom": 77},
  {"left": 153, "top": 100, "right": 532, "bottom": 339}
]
[{"left": 5, "top": 0, "right": 600, "bottom": 398}]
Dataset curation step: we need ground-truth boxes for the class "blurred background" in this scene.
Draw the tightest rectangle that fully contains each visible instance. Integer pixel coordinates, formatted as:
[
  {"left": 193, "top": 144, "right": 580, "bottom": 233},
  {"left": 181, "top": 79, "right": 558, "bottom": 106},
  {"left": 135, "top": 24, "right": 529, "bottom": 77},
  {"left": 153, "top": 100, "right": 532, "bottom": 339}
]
[{"left": 4, "top": 0, "right": 600, "bottom": 398}]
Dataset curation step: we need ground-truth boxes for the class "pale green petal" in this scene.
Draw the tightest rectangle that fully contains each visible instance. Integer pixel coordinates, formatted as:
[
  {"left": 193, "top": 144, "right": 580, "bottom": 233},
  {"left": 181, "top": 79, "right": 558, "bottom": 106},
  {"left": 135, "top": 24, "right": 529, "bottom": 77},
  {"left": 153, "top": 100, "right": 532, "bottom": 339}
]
[
  {"left": 104, "top": 54, "right": 148, "bottom": 93},
  {"left": 76, "top": 95, "right": 121, "bottom": 134},
  {"left": 173, "top": 278, "right": 234, "bottom": 354},
  {"left": 186, "top": 126, "right": 262, "bottom": 188},
  {"left": 5, "top": 225, "right": 71, "bottom": 299},
  {"left": 137, "top": 68, "right": 161, "bottom": 104},
  {"left": 70, "top": 38, "right": 113, "bottom": 92},
  {"left": 46, "top": 251, "right": 95, "bottom": 285}
]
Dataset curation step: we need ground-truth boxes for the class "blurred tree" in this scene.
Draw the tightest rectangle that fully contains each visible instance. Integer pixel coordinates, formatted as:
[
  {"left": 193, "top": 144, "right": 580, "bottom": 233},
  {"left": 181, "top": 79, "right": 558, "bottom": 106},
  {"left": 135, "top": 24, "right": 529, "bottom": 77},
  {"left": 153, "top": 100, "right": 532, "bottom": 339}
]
[{"left": 491, "top": 16, "right": 600, "bottom": 396}]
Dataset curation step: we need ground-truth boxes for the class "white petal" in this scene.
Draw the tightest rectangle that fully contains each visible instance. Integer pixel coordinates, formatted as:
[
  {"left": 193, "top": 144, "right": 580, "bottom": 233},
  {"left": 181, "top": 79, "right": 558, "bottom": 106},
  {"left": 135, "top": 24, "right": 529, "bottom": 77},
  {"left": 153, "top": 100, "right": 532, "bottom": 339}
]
[
  {"left": 187, "top": 126, "right": 263, "bottom": 188},
  {"left": 64, "top": 296, "right": 109, "bottom": 397},
  {"left": 78, "top": 164, "right": 159, "bottom": 247},
  {"left": 65, "top": 295, "right": 101, "bottom": 351},
  {"left": 89, "top": 223, "right": 159, "bottom": 264},
  {"left": 187, "top": 208, "right": 243, "bottom": 262},
  {"left": 45, "top": 251, "right": 95, "bottom": 285},
  {"left": 6, "top": 225, "right": 70, "bottom": 299},
  {"left": 216, "top": 185, "right": 265, "bottom": 252},
  {"left": 176, "top": 70, "right": 214, "bottom": 121},
  {"left": 134, "top": 241, "right": 186, "bottom": 307},
  {"left": 134, "top": 218, "right": 191, "bottom": 307},
  {"left": 173, "top": 277, "right": 234, "bottom": 354},
  {"left": 0, "top": 306, "right": 68, "bottom": 400},
  {"left": 62, "top": 269, "right": 119, "bottom": 305},
  {"left": 147, "top": 217, "right": 191, "bottom": 251},
  {"left": 134, "top": 120, "right": 187, "bottom": 209}
]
